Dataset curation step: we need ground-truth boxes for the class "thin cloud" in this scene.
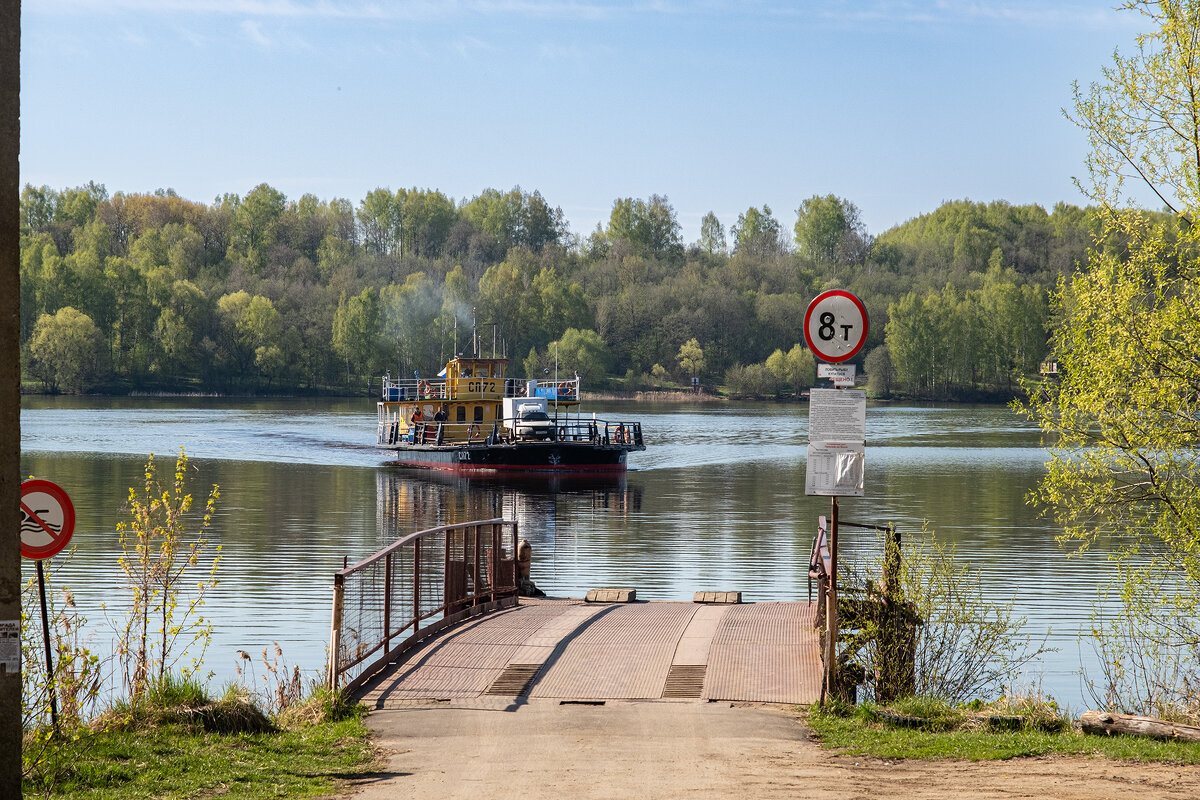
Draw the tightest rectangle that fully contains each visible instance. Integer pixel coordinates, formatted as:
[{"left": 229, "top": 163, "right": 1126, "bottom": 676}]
[
  {"left": 29, "top": 0, "right": 1127, "bottom": 30},
  {"left": 120, "top": 28, "right": 148, "bottom": 46},
  {"left": 240, "top": 19, "right": 272, "bottom": 47},
  {"left": 453, "top": 35, "right": 497, "bottom": 59},
  {"left": 29, "top": 0, "right": 615, "bottom": 22},
  {"left": 805, "top": 1, "right": 1132, "bottom": 31}
]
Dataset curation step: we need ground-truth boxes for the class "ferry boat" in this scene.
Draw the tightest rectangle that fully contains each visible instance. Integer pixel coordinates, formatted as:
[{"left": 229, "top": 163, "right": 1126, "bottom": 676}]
[{"left": 376, "top": 356, "right": 645, "bottom": 473}]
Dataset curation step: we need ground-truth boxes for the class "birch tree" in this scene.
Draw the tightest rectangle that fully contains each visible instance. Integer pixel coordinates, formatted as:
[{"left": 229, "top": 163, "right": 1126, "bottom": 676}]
[{"left": 1023, "top": 0, "right": 1200, "bottom": 714}]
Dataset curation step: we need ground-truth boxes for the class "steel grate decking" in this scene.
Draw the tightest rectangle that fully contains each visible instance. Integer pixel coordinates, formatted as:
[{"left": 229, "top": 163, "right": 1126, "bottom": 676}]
[
  {"left": 661, "top": 665, "right": 707, "bottom": 698},
  {"left": 705, "top": 602, "right": 820, "bottom": 704},
  {"left": 484, "top": 664, "right": 542, "bottom": 696},
  {"left": 356, "top": 597, "right": 820, "bottom": 707}
]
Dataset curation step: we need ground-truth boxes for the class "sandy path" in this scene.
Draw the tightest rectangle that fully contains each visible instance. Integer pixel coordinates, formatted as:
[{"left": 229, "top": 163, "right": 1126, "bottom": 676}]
[{"left": 348, "top": 699, "right": 1200, "bottom": 800}]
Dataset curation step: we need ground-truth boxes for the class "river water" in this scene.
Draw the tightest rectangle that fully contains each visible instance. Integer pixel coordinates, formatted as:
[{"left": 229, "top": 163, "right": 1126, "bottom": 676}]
[{"left": 19, "top": 396, "right": 1116, "bottom": 711}]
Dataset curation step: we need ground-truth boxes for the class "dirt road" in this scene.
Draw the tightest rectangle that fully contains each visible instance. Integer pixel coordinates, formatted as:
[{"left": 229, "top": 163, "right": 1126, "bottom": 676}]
[{"left": 349, "top": 699, "right": 1199, "bottom": 800}]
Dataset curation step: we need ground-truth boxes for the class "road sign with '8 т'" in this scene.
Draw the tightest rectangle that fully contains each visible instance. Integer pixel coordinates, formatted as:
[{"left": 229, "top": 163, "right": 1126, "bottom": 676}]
[{"left": 804, "top": 290, "right": 869, "bottom": 363}]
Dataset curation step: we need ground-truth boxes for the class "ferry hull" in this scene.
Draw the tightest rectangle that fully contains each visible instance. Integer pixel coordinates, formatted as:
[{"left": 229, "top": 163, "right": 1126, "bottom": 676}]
[{"left": 380, "top": 441, "right": 635, "bottom": 473}]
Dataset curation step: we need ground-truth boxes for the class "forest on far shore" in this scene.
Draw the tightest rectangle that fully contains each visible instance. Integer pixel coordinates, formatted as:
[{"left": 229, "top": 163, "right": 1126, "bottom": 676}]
[{"left": 18, "top": 181, "right": 1109, "bottom": 400}]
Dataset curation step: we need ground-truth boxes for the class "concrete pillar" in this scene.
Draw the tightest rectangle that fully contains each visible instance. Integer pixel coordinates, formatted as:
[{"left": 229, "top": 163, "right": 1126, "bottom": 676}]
[{"left": 1, "top": 1, "right": 22, "bottom": 794}]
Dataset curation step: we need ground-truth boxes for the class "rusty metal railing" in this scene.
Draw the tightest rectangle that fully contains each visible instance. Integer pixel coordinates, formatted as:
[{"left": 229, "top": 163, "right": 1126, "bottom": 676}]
[{"left": 328, "top": 518, "right": 519, "bottom": 693}]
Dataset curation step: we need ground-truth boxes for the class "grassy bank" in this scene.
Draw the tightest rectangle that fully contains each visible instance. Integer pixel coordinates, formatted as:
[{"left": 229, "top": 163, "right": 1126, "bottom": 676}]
[
  {"left": 25, "top": 719, "right": 375, "bottom": 800},
  {"left": 23, "top": 690, "right": 377, "bottom": 799},
  {"left": 806, "top": 699, "right": 1200, "bottom": 764}
]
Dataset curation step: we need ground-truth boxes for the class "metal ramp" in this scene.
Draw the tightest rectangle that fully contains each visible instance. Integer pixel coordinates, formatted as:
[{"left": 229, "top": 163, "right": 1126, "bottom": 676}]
[{"left": 356, "top": 597, "right": 821, "bottom": 708}]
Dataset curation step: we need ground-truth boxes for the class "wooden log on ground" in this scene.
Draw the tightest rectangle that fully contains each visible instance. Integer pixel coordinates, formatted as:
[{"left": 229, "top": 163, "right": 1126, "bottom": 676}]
[{"left": 1080, "top": 711, "right": 1200, "bottom": 742}]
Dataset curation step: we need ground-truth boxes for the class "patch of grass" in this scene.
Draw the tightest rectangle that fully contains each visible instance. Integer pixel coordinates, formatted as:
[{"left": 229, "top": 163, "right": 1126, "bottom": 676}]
[
  {"left": 23, "top": 710, "right": 376, "bottom": 799},
  {"left": 806, "top": 703, "right": 1200, "bottom": 763},
  {"left": 93, "top": 678, "right": 275, "bottom": 735},
  {"left": 877, "top": 696, "right": 968, "bottom": 731},
  {"left": 275, "top": 684, "right": 367, "bottom": 731}
]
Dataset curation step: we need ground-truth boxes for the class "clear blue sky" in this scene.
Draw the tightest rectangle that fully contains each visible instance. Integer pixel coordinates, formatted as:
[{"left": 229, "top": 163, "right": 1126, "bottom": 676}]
[{"left": 20, "top": 1, "right": 1139, "bottom": 243}]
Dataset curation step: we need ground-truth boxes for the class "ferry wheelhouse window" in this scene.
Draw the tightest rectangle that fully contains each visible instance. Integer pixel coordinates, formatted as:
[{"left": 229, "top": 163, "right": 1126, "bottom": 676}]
[
  {"left": 456, "top": 406, "right": 466, "bottom": 423},
  {"left": 473, "top": 405, "right": 484, "bottom": 422}
]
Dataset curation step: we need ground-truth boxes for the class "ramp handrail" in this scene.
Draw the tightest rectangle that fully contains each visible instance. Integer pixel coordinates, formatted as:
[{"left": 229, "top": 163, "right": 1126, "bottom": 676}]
[{"left": 328, "top": 518, "right": 519, "bottom": 693}]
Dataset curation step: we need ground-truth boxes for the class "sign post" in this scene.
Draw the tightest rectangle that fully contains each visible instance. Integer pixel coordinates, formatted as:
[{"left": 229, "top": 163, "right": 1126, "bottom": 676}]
[
  {"left": 804, "top": 290, "right": 869, "bottom": 705},
  {"left": 21, "top": 479, "right": 76, "bottom": 730}
]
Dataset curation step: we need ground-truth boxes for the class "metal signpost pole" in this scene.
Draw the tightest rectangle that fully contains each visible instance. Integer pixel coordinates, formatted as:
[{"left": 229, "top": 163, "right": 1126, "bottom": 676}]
[
  {"left": 804, "top": 289, "right": 868, "bottom": 705},
  {"left": 36, "top": 561, "right": 58, "bottom": 730},
  {"left": 827, "top": 496, "right": 839, "bottom": 700}
]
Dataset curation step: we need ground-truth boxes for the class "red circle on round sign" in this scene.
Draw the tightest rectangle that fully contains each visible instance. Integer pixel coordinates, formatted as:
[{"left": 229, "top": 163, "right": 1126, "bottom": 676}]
[
  {"left": 20, "top": 479, "right": 76, "bottom": 560},
  {"left": 804, "top": 290, "right": 870, "bottom": 363}
]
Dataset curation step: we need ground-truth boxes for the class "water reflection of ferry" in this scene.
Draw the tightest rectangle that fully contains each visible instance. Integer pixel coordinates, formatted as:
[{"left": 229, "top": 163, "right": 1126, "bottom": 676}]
[
  {"left": 375, "top": 467, "right": 644, "bottom": 548},
  {"left": 376, "top": 356, "right": 645, "bottom": 473}
]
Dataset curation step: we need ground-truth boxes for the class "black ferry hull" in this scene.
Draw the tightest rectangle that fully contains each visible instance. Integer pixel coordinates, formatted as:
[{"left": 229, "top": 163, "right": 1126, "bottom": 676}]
[{"left": 381, "top": 441, "right": 635, "bottom": 473}]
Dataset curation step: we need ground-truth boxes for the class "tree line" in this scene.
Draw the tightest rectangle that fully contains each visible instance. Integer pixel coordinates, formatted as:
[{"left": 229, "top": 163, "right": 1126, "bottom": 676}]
[{"left": 18, "top": 181, "right": 1098, "bottom": 398}]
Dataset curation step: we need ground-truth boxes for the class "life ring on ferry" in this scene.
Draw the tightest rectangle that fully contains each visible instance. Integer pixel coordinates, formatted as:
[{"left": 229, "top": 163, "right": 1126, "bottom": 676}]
[
  {"left": 418, "top": 380, "right": 430, "bottom": 397},
  {"left": 558, "top": 382, "right": 573, "bottom": 397}
]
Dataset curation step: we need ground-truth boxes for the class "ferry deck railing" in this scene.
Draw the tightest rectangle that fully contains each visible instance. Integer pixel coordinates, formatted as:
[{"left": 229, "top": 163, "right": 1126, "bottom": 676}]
[
  {"left": 378, "top": 416, "right": 644, "bottom": 449},
  {"left": 381, "top": 374, "right": 580, "bottom": 403},
  {"left": 328, "top": 518, "right": 519, "bottom": 693}
]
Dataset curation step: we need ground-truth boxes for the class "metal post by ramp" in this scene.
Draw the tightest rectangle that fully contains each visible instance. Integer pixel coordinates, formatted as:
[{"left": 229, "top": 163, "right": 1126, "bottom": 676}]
[
  {"left": 823, "top": 496, "right": 839, "bottom": 703},
  {"left": 328, "top": 575, "right": 344, "bottom": 693}
]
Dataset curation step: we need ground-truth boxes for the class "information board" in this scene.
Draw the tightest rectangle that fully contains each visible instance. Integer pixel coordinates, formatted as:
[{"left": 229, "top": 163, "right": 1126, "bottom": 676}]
[{"left": 805, "top": 389, "right": 866, "bottom": 497}]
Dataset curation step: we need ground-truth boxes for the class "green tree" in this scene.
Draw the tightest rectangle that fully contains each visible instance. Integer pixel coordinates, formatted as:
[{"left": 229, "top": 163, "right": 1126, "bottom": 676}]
[
  {"left": 1022, "top": 0, "right": 1200, "bottom": 715},
  {"left": 864, "top": 344, "right": 895, "bottom": 398},
  {"left": 102, "top": 255, "right": 152, "bottom": 377},
  {"left": 58, "top": 181, "right": 108, "bottom": 227},
  {"left": 731, "top": 205, "right": 785, "bottom": 258},
  {"left": 794, "top": 194, "right": 868, "bottom": 266},
  {"left": 462, "top": 187, "right": 566, "bottom": 253},
  {"left": 760, "top": 344, "right": 814, "bottom": 397},
  {"left": 333, "top": 287, "right": 385, "bottom": 385},
  {"left": 604, "top": 195, "right": 682, "bottom": 259},
  {"left": 520, "top": 189, "right": 567, "bottom": 251},
  {"left": 357, "top": 188, "right": 402, "bottom": 257},
  {"left": 550, "top": 328, "right": 612, "bottom": 384},
  {"left": 215, "top": 290, "right": 282, "bottom": 386},
  {"left": 784, "top": 343, "right": 816, "bottom": 392},
  {"left": 115, "top": 450, "right": 220, "bottom": 702},
  {"left": 20, "top": 183, "right": 58, "bottom": 232},
  {"left": 399, "top": 188, "right": 457, "bottom": 257},
  {"left": 27, "top": 307, "right": 104, "bottom": 393},
  {"left": 533, "top": 267, "right": 589, "bottom": 344},
  {"left": 475, "top": 250, "right": 572, "bottom": 360},
  {"left": 698, "top": 211, "right": 726, "bottom": 255},
  {"left": 152, "top": 280, "right": 210, "bottom": 379},
  {"left": 381, "top": 273, "right": 441, "bottom": 373},
  {"left": 229, "top": 183, "right": 286, "bottom": 273},
  {"left": 885, "top": 291, "right": 939, "bottom": 395},
  {"left": 723, "top": 362, "right": 778, "bottom": 396},
  {"left": 676, "top": 337, "right": 705, "bottom": 379}
]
